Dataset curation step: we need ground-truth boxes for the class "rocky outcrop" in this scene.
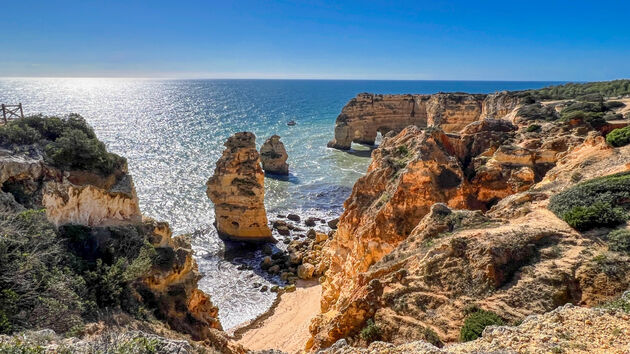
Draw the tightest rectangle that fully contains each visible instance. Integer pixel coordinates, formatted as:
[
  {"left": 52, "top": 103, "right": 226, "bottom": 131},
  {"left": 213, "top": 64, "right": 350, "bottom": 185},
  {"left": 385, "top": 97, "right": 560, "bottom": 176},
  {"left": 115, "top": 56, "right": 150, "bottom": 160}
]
[
  {"left": 206, "top": 132, "right": 273, "bottom": 241},
  {"left": 139, "top": 218, "right": 227, "bottom": 343},
  {"left": 318, "top": 304, "right": 630, "bottom": 353},
  {"left": 260, "top": 135, "right": 289, "bottom": 175},
  {"left": 0, "top": 149, "right": 141, "bottom": 226},
  {"left": 309, "top": 109, "right": 627, "bottom": 349},
  {"left": 327, "top": 92, "right": 521, "bottom": 150}
]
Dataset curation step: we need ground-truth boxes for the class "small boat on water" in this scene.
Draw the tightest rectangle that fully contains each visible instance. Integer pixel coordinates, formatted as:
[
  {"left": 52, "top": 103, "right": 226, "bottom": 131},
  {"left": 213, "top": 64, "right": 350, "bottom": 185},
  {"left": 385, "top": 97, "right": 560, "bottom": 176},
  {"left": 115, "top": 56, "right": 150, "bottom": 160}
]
[{"left": 287, "top": 120, "right": 296, "bottom": 126}]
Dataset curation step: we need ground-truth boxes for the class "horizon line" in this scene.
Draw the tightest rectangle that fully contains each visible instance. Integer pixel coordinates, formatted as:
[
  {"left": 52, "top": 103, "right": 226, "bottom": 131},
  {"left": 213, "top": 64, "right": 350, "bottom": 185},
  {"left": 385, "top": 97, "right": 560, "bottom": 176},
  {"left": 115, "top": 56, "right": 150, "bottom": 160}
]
[{"left": 0, "top": 76, "right": 581, "bottom": 83}]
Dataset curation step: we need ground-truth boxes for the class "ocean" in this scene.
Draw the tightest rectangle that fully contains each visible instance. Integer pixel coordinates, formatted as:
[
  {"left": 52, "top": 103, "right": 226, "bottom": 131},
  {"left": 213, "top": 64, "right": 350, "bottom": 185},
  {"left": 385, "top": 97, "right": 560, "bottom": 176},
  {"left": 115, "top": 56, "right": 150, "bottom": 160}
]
[{"left": 0, "top": 78, "right": 562, "bottom": 329}]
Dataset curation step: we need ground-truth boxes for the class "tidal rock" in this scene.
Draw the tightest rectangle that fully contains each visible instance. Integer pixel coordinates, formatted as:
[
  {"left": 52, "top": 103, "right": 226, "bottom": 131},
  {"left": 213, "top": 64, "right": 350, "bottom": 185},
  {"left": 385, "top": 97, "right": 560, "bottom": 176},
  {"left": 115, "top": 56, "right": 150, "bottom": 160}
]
[
  {"left": 260, "top": 135, "right": 289, "bottom": 175},
  {"left": 287, "top": 213, "right": 301, "bottom": 222},
  {"left": 206, "top": 132, "right": 272, "bottom": 242},
  {"left": 327, "top": 218, "right": 339, "bottom": 229}
]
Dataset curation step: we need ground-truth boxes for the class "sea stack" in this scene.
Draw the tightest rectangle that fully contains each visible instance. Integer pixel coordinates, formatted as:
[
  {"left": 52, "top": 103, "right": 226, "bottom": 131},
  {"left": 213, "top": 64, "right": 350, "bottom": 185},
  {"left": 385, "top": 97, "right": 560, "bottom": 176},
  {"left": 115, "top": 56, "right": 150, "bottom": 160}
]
[
  {"left": 260, "top": 135, "right": 289, "bottom": 175},
  {"left": 206, "top": 132, "right": 273, "bottom": 241}
]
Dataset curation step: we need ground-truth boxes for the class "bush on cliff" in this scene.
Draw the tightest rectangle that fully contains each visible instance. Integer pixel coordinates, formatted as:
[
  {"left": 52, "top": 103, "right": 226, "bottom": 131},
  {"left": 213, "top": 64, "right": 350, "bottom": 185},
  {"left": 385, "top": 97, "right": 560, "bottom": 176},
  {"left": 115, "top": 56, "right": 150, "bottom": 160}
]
[
  {"left": 608, "top": 229, "right": 630, "bottom": 254},
  {"left": 0, "top": 114, "right": 125, "bottom": 175},
  {"left": 0, "top": 206, "right": 163, "bottom": 335},
  {"left": 459, "top": 309, "right": 504, "bottom": 342},
  {"left": 517, "top": 103, "right": 558, "bottom": 121},
  {"left": 561, "top": 202, "right": 627, "bottom": 231},
  {"left": 360, "top": 319, "right": 381, "bottom": 343},
  {"left": 548, "top": 172, "right": 630, "bottom": 231},
  {"left": 606, "top": 126, "right": 630, "bottom": 147}
]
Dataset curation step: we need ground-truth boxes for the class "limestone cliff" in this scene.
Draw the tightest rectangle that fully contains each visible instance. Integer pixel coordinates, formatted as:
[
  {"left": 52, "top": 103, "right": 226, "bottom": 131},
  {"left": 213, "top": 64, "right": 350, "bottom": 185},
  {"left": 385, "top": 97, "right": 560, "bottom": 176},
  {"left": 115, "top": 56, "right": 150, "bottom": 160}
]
[
  {"left": 260, "top": 134, "right": 289, "bottom": 175},
  {"left": 327, "top": 92, "right": 521, "bottom": 150},
  {"left": 310, "top": 101, "right": 630, "bottom": 349},
  {"left": 206, "top": 132, "right": 273, "bottom": 241},
  {"left": 0, "top": 149, "right": 141, "bottom": 226}
]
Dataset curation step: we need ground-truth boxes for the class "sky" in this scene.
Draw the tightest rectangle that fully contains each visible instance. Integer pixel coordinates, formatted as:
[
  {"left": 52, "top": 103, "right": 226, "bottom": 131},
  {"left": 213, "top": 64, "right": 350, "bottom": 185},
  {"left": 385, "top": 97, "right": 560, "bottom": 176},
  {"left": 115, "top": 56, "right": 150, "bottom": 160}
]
[{"left": 1, "top": 0, "right": 629, "bottom": 81}]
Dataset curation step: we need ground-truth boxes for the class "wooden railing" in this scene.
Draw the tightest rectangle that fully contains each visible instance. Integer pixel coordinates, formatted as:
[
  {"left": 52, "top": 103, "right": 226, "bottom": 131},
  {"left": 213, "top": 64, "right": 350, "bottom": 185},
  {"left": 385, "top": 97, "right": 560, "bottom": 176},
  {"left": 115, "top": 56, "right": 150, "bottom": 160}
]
[{"left": 1, "top": 103, "right": 24, "bottom": 124}]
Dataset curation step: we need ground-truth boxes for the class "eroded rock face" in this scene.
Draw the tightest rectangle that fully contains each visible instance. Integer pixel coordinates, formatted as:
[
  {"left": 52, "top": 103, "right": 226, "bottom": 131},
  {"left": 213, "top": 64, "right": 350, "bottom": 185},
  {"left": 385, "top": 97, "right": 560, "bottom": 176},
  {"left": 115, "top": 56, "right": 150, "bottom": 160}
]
[
  {"left": 327, "top": 92, "right": 521, "bottom": 150},
  {"left": 260, "top": 135, "right": 289, "bottom": 175},
  {"left": 0, "top": 149, "right": 141, "bottom": 226},
  {"left": 140, "top": 219, "right": 225, "bottom": 340},
  {"left": 206, "top": 132, "right": 272, "bottom": 241},
  {"left": 309, "top": 115, "right": 617, "bottom": 349}
]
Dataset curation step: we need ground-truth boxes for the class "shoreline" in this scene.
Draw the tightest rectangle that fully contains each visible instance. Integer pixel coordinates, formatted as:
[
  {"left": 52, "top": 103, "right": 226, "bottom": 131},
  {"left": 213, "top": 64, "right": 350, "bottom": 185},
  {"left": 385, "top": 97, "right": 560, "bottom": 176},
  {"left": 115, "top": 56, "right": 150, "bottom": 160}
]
[{"left": 232, "top": 280, "right": 321, "bottom": 353}]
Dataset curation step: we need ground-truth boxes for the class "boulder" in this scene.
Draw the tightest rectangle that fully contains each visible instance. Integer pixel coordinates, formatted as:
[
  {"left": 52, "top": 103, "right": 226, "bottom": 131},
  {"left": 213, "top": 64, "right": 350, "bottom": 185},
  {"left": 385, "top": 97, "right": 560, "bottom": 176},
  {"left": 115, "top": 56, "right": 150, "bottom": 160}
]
[{"left": 297, "top": 263, "right": 315, "bottom": 279}]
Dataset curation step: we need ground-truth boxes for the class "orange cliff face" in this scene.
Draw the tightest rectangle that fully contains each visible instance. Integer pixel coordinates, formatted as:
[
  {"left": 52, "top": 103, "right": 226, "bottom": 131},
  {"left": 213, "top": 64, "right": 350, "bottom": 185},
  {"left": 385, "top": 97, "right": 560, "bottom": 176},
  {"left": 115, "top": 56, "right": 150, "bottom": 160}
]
[
  {"left": 308, "top": 95, "right": 629, "bottom": 350},
  {"left": 327, "top": 92, "right": 520, "bottom": 150},
  {"left": 0, "top": 146, "right": 239, "bottom": 353}
]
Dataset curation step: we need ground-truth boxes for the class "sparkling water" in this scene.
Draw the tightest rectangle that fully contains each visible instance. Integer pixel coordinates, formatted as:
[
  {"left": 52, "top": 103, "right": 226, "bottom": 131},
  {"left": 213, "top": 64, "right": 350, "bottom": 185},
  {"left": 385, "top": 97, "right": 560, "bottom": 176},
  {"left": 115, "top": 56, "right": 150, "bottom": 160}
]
[{"left": 0, "top": 78, "right": 560, "bottom": 329}]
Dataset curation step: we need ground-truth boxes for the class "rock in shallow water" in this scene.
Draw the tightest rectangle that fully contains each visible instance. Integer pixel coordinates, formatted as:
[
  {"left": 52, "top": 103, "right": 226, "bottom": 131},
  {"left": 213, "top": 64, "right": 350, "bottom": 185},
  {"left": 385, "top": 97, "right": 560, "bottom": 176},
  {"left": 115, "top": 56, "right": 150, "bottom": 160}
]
[{"left": 260, "top": 135, "right": 289, "bottom": 175}]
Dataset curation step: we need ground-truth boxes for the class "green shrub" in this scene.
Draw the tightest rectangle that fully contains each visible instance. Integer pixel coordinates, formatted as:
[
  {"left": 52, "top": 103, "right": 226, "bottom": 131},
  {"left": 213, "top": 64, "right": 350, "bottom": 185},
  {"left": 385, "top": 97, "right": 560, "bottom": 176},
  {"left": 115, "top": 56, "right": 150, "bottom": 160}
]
[
  {"left": 606, "top": 126, "right": 630, "bottom": 147},
  {"left": 396, "top": 144, "right": 409, "bottom": 156},
  {"left": 561, "top": 202, "right": 627, "bottom": 231},
  {"left": 45, "top": 129, "right": 125, "bottom": 175},
  {"left": 605, "top": 101, "right": 626, "bottom": 110},
  {"left": 360, "top": 319, "right": 381, "bottom": 343},
  {"left": 604, "top": 113, "right": 624, "bottom": 121},
  {"left": 0, "top": 114, "right": 124, "bottom": 176},
  {"left": 526, "top": 124, "right": 542, "bottom": 132},
  {"left": 548, "top": 171, "right": 630, "bottom": 231},
  {"left": 0, "top": 207, "right": 165, "bottom": 335},
  {"left": 608, "top": 229, "right": 630, "bottom": 253},
  {"left": 517, "top": 103, "right": 558, "bottom": 121},
  {"left": 460, "top": 309, "right": 504, "bottom": 342},
  {"left": 575, "top": 93, "right": 604, "bottom": 102}
]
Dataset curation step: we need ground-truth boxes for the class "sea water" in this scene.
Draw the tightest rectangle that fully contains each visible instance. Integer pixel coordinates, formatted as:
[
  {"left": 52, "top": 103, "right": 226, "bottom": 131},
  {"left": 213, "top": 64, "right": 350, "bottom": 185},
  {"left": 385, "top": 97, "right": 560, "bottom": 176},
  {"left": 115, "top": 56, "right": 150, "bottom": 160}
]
[{"left": 0, "top": 78, "right": 561, "bottom": 329}]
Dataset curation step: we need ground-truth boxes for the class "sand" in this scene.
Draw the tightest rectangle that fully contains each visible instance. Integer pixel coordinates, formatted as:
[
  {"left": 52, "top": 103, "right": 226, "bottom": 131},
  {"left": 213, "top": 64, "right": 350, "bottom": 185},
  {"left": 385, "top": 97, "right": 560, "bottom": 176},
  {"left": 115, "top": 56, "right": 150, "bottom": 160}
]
[{"left": 234, "top": 280, "right": 321, "bottom": 353}]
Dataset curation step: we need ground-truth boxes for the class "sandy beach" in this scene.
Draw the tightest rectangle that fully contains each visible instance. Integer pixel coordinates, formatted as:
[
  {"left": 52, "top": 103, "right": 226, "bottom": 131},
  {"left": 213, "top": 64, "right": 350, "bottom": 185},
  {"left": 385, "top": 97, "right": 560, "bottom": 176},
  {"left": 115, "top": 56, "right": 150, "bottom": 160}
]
[{"left": 235, "top": 280, "right": 322, "bottom": 353}]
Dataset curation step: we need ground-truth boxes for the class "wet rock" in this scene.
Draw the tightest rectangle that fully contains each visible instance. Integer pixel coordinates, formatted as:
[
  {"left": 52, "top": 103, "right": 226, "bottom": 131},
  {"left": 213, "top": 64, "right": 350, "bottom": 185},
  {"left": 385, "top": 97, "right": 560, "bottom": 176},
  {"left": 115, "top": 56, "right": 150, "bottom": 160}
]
[
  {"left": 268, "top": 265, "right": 280, "bottom": 274},
  {"left": 262, "top": 244, "right": 274, "bottom": 255},
  {"left": 307, "top": 229, "right": 316, "bottom": 239},
  {"left": 272, "top": 220, "right": 287, "bottom": 228},
  {"left": 327, "top": 218, "right": 339, "bottom": 229},
  {"left": 260, "top": 135, "right": 289, "bottom": 175},
  {"left": 261, "top": 256, "right": 273, "bottom": 270},
  {"left": 276, "top": 225, "right": 290, "bottom": 236},
  {"left": 287, "top": 214, "right": 301, "bottom": 222},
  {"left": 305, "top": 217, "right": 318, "bottom": 227},
  {"left": 283, "top": 238, "right": 290, "bottom": 244},
  {"left": 284, "top": 284, "right": 296, "bottom": 293},
  {"left": 260, "top": 285, "right": 269, "bottom": 292}
]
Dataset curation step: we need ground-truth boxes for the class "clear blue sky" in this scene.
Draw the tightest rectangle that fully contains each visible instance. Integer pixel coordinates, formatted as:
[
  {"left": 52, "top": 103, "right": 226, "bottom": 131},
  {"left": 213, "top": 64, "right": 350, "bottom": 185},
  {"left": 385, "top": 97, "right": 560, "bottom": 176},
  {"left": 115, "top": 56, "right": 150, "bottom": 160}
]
[{"left": 1, "top": 0, "right": 629, "bottom": 80}]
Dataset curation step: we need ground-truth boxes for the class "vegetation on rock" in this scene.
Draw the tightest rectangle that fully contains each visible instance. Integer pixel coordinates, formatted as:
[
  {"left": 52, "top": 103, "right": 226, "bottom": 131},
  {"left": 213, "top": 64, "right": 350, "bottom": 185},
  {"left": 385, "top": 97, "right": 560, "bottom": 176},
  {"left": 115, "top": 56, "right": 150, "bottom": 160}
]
[
  {"left": 548, "top": 172, "right": 630, "bottom": 231},
  {"left": 608, "top": 229, "right": 630, "bottom": 254},
  {"left": 0, "top": 207, "right": 164, "bottom": 336},
  {"left": 521, "top": 79, "right": 630, "bottom": 101},
  {"left": 459, "top": 309, "right": 504, "bottom": 342},
  {"left": 359, "top": 319, "right": 381, "bottom": 343},
  {"left": 0, "top": 114, "right": 125, "bottom": 175},
  {"left": 606, "top": 126, "right": 630, "bottom": 147}
]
